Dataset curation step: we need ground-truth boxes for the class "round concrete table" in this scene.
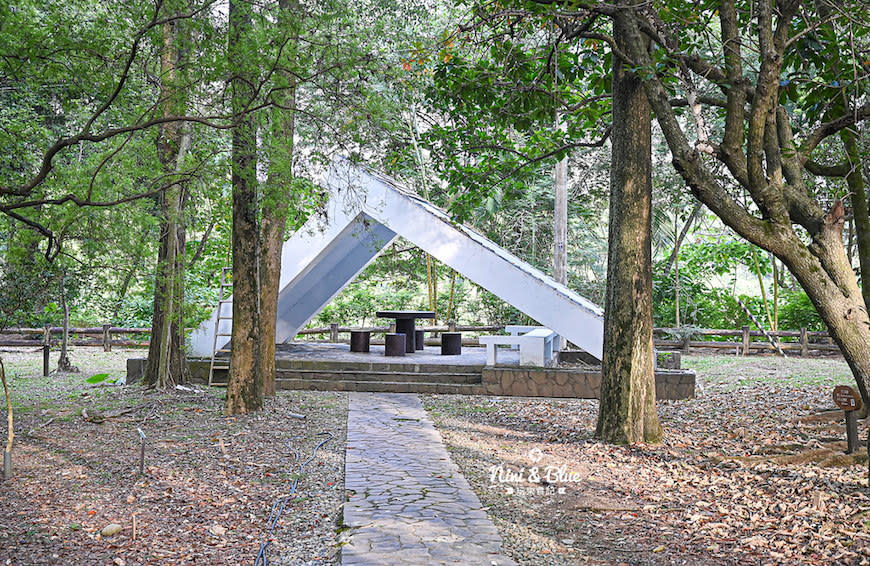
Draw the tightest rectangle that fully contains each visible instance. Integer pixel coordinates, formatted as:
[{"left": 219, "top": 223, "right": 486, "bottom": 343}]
[{"left": 376, "top": 310, "right": 435, "bottom": 353}]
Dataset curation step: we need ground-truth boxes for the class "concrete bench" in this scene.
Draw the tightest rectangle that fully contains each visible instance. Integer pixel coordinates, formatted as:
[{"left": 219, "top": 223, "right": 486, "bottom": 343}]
[
  {"left": 479, "top": 328, "right": 560, "bottom": 367},
  {"left": 505, "top": 325, "right": 545, "bottom": 350}
]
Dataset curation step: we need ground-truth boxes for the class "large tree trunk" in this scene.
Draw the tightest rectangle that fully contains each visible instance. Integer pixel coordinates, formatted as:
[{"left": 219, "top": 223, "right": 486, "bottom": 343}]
[
  {"left": 594, "top": 12, "right": 662, "bottom": 445},
  {"left": 145, "top": 13, "right": 190, "bottom": 389},
  {"left": 258, "top": 0, "right": 298, "bottom": 397},
  {"left": 225, "top": 0, "right": 263, "bottom": 414},
  {"left": 616, "top": 2, "right": 870, "bottom": 408},
  {"left": 776, "top": 202, "right": 870, "bottom": 403}
]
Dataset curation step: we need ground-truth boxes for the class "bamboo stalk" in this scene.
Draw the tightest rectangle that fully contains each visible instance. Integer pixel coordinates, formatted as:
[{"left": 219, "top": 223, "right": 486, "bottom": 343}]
[
  {"left": 445, "top": 270, "right": 457, "bottom": 322},
  {"left": 752, "top": 248, "right": 775, "bottom": 331}
]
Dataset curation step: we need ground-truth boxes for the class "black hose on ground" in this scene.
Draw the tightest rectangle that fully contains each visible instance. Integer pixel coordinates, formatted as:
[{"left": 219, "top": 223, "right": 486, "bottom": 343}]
[{"left": 254, "top": 431, "right": 335, "bottom": 566}]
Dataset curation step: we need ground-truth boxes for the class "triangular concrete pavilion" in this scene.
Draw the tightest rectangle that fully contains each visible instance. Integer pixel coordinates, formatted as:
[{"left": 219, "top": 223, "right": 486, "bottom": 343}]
[{"left": 189, "top": 159, "right": 604, "bottom": 360}]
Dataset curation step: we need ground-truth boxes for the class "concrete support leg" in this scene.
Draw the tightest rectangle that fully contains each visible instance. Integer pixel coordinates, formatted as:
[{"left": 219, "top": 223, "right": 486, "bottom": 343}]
[{"left": 395, "top": 319, "right": 416, "bottom": 353}]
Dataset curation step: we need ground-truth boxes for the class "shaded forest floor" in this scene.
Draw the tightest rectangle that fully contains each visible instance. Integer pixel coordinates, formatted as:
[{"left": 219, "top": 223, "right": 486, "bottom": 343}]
[
  {"left": 1, "top": 348, "right": 869, "bottom": 565},
  {"left": 426, "top": 354, "right": 870, "bottom": 565},
  {"left": 0, "top": 348, "right": 347, "bottom": 566}
]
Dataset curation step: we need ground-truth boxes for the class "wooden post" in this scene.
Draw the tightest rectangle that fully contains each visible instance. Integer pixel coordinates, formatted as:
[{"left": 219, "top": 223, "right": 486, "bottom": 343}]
[
  {"left": 681, "top": 335, "right": 690, "bottom": 355},
  {"left": 845, "top": 410, "right": 860, "bottom": 454},
  {"left": 43, "top": 324, "right": 51, "bottom": 378},
  {"left": 741, "top": 325, "right": 750, "bottom": 356},
  {"left": 329, "top": 323, "right": 339, "bottom": 343},
  {"left": 138, "top": 428, "right": 146, "bottom": 475},
  {"left": 833, "top": 385, "right": 863, "bottom": 454},
  {"left": 102, "top": 324, "right": 112, "bottom": 352},
  {"left": 800, "top": 327, "right": 808, "bottom": 357}
]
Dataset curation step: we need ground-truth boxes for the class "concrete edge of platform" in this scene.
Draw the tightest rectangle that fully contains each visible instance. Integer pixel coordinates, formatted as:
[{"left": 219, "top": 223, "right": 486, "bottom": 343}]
[
  {"left": 128, "top": 358, "right": 695, "bottom": 401},
  {"left": 480, "top": 367, "right": 695, "bottom": 400}
]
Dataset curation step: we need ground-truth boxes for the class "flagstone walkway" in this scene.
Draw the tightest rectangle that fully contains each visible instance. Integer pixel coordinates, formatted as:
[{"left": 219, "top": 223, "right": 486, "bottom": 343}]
[{"left": 341, "top": 392, "right": 516, "bottom": 565}]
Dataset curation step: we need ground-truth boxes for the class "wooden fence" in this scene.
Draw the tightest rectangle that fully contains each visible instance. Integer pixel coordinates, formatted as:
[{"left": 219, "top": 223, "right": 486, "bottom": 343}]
[
  {"left": 299, "top": 323, "right": 837, "bottom": 356},
  {"left": 652, "top": 326, "right": 837, "bottom": 356},
  {"left": 0, "top": 322, "right": 840, "bottom": 357},
  {"left": 0, "top": 325, "right": 150, "bottom": 350}
]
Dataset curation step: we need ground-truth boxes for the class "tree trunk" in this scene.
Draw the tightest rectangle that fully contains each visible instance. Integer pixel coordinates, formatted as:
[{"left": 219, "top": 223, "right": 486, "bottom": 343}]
[
  {"left": 56, "top": 282, "right": 76, "bottom": 373},
  {"left": 842, "top": 130, "right": 870, "bottom": 309},
  {"left": 225, "top": 0, "right": 263, "bottom": 414},
  {"left": 674, "top": 213, "right": 681, "bottom": 327},
  {"left": 777, "top": 202, "right": 870, "bottom": 402},
  {"left": 662, "top": 202, "right": 703, "bottom": 279},
  {"left": 554, "top": 156, "right": 568, "bottom": 351},
  {"left": 144, "top": 11, "right": 190, "bottom": 389},
  {"left": 554, "top": 154, "right": 568, "bottom": 286},
  {"left": 1, "top": 358, "right": 12, "bottom": 479},
  {"left": 594, "top": 12, "right": 662, "bottom": 445},
  {"left": 258, "top": 0, "right": 298, "bottom": 397}
]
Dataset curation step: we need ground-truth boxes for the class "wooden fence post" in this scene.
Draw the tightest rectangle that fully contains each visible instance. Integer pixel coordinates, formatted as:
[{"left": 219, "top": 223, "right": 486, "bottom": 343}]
[
  {"left": 102, "top": 324, "right": 112, "bottom": 352},
  {"left": 43, "top": 323, "right": 51, "bottom": 378},
  {"left": 330, "top": 323, "right": 339, "bottom": 343},
  {"left": 741, "top": 325, "right": 750, "bottom": 356},
  {"left": 800, "top": 327, "right": 808, "bottom": 357}
]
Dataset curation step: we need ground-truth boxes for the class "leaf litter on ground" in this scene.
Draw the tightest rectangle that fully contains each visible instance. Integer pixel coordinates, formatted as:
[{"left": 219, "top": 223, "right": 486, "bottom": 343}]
[{"left": 424, "top": 353, "right": 870, "bottom": 565}]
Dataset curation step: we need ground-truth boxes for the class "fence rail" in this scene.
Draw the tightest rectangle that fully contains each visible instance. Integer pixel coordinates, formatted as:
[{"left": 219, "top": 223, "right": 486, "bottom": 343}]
[
  {"left": 652, "top": 326, "right": 835, "bottom": 356},
  {"left": 0, "top": 325, "right": 150, "bottom": 350},
  {"left": 0, "top": 322, "right": 840, "bottom": 357}
]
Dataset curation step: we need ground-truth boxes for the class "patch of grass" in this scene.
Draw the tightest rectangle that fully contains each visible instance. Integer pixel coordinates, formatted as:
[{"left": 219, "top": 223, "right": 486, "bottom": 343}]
[{"left": 684, "top": 354, "right": 853, "bottom": 389}]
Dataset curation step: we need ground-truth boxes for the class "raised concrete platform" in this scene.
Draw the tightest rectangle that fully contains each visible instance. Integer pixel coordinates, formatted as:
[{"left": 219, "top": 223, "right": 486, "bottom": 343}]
[{"left": 171, "top": 342, "right": 696, "bottom": 400}]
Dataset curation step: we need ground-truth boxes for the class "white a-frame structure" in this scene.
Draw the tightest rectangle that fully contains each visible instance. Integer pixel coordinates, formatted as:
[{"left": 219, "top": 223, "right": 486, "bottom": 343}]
[{"left": 189, "top": 159, "right": 604, "bottom": 360}]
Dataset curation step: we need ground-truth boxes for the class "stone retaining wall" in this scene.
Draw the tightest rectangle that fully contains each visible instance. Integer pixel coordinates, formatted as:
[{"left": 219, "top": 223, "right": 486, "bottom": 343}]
[
  {"left": 481, "top": 367, "right": 694, "bottom": 400},
  {"left": 130, "top": 358, "right": 696, "bottom": 400}
]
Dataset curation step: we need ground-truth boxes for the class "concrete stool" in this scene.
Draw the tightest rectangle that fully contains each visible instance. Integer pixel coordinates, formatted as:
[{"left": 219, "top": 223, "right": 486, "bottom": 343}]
[
  {"left": 441, "top": 332, "right": 461, "bottom": 355},
  {"left": 350, "top": 330, "right": 370, "bottom": 353},
  {"left": 385, "top": 333, "right": 406, "bottom": 357},
  {"left": 415, "top": 329, "right": 425, "bottom": 350}
]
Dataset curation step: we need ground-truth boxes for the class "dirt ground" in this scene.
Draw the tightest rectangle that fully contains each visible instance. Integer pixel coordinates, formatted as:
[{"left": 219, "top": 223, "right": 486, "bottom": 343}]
[
  {"left": 1, "top": 348, "right": 869, "bottom": 565},
  {"left": 426, "top": 354, "right": 870, "bottom": 565},
  {"left": 0, "top": 348, "right": 347, "bottom": 566}
]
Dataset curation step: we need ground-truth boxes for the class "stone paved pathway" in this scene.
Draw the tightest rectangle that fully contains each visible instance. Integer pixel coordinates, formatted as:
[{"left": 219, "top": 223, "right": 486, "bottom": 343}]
[{"left": 341, "top": 392, "right": 516, "bottom": 565}]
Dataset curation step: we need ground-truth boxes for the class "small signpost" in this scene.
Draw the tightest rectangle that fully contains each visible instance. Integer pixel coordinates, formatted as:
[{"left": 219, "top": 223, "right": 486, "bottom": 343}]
[{"left": 832, "top": 385, "right": 863, "bottom": 454}]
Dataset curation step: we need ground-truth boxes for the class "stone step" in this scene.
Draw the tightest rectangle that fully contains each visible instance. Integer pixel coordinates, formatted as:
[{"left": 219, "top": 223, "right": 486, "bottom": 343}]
[
  {"left": 276, "top": 378, "right": 485, "bottom": 395},
  {"left": 276, "top": 369, "right": 481, "bottom": 385},
  {"left": 275, "top": 358, "right": 480, "bottom": 374}
]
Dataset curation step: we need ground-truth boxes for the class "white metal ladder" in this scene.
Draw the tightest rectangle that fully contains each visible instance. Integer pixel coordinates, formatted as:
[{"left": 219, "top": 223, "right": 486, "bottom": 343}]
[{"left": 208, "top": 267, "right": 233, "bottom": 386}]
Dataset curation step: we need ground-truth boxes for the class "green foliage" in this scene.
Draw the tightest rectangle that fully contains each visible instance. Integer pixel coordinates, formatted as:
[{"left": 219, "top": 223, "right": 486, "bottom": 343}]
[
  {"left": 777, "top": 290, "right": 826, "bottom": 332},
  {"left": 418, "top": 5, "right": 612, "bottom": 221},
  {"left": 652, "top": 233, "right": 825, "bottom": 331},
  {"left": 85, "top": 373, "right": 111, "bottom": 384}
]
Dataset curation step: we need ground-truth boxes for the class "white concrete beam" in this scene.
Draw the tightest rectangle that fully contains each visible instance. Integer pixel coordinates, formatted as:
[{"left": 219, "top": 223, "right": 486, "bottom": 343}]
[{"left": 189, "top": 158, "right": 604, "bottom": 361}]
